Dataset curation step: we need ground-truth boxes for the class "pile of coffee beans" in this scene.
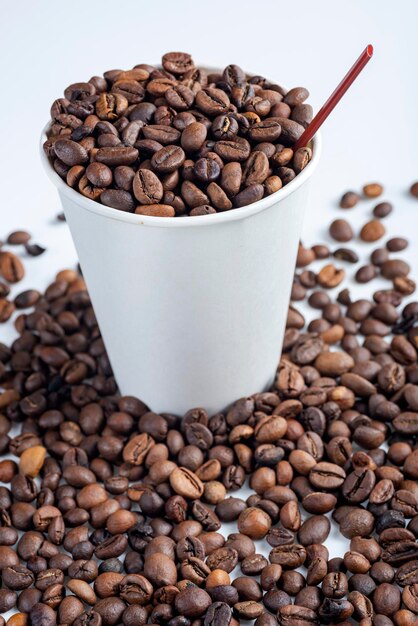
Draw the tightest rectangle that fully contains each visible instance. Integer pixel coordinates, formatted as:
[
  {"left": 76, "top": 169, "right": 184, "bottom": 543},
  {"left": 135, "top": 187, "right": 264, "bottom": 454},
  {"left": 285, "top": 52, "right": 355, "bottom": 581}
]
[
  {"left": 44, "top": 52, "right": 313, "bottom": 217},
  {"left": 1, "top": 183, "right": 418, "bottom": 626}
]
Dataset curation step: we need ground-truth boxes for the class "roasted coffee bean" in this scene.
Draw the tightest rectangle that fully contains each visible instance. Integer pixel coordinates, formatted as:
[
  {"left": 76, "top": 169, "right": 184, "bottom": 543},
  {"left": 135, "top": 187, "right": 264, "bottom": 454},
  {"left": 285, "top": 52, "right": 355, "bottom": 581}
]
[
  {"left": 355, "top": 264, "right": 377, "bottom": 283},
  {"left": 340, "top": 191, "right": 360, "bottom": 208},
  {"left": 0, "top": 252, "right": 25, "bottom": 283},
  {"left": 54, "top": 139, "right": 88, "bottom": 166},
  {"left": 334, "top": 247, "right": 359, "bottom": 263},
  {"left": 269, "top": 544, "right": 307, "bottom": 569},
  {"left": 133, "top": 169, "right": 163, "bottom": 204},
  {"left": 175, "top": 586, "right": 211, "bottom": 617},
  {"left": 96, "top": 146, "right": 138, "bottom": 166},
  {"left": 181, "top": 122, "right": 207, "bottom": 152},
  {"left": 329, "top": 219, "right": 354, "bottom": 242},
  {"left": 309, "top": 462, "right": 346, "bottom": 489},
  {"left": 169, "top": 466, "right": 204, "bottom": 498},
  {"left": 204, "top": 601, "right": 232, "bottom": 626}
]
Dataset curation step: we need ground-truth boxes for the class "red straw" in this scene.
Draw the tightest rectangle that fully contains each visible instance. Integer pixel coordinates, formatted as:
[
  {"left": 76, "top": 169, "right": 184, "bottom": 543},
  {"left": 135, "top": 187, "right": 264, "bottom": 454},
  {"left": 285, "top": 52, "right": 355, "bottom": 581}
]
[{"left": 292, "top": 44, "right": 373, "bottom": 151}]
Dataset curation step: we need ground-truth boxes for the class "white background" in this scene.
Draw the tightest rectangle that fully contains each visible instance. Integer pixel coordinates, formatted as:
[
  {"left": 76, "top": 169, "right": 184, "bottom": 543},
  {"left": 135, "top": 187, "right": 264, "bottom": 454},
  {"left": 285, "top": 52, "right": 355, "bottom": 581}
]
[{"left": 0, "top": 0, "right": 417, "bottom": 609}]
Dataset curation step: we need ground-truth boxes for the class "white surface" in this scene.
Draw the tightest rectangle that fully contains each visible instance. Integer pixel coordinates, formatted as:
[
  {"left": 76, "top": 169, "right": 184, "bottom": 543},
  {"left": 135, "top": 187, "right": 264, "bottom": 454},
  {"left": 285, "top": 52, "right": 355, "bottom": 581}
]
[{"left": 0, "top": 0, "right": 417, "bottom": 615}]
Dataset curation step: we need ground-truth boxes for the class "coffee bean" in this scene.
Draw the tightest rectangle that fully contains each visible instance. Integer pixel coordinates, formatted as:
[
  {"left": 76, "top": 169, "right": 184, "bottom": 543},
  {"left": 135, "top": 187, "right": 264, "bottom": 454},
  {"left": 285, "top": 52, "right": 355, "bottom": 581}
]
[
  {"left": 237, "top": 507, "right": 272, "bottom": 540},
  {"left": 242, "top": 151, "right": 269, "bottom": 185},
  {"left": 340, "top": 191, "right": 360, "bottom": 208},
  {"left": 133, "top": 169, "right": 163, "bottom": 204},
  {"left": 96, "top": 146, "right": 138, "bottom": 166},
  {"left": 373, "top": 201, "right": 393, "bottom": 218},
  {"left": 333, "top": 248, "right": 359, "bottom": 263},
  {"left": 101, "top": 189, "right": 135, "bottom": 211},
  {"left": 317, "top": 264, "right": 345, "bottom": 288},
  {"left": 14, "top": 289, "right": 41, "bottom": 309},
  {"left": 214, "top": 138, "right": 251, "bottom": 162},
  {"left": 25, "top": 243, "right": 46, "bottom": 257},
  {"left": 175, "top": 587, "right": 211, "bottom": 617},
  {"left": 269, "top": 544, "right": 307, "bottom": 569},
  {"left": 169, "top": 466, "right": 203, "bottom": 499},
  {"left": 181, "top": 122, "right": 207, "bottom": 152},
  {"left": 204, "top": 601, "right": 232, "bottom": 626},
  {"left": 248, "top": 119, "right": 282, "bottom": 142},
  {"left": 360, "top": 219, "right": 386, "bottom": 242},
  {"left": 410, "top": 181, "right": 418, "bottom": 197},
  {"left": 329, "top": 219, "right": 354, "bottom": 242},
  {"left": 151, "top": 145, "right": 185, "bottom": 173},
  {"left": 363, "top": 182, "right": 383, "bottom": 197},
  {"left": 355, "top": 264, "right": 377, "bottom": 283},
  {"left": 309, "top": 462, "right": 346, "bottom": 489},
  {"left": 0, "top": 252, "right": 25, "bottom": 283},
  {"left": 194, "top": 157, "right": 221, "bottom": 182},
  {"left": 387, "top": 236, "right": 408, "bottom": 252},
  {"left": 7, "top": 230, "right": 31, "bottom": 245},
  {"left": 196, "top": 88, "right": 230, "bottom": 115},
  {"left": 234, "top": 183, "right": 264, "bottom": 208},
  {"left": 54, "top": 139, "right": 88, "bottom": 166}
]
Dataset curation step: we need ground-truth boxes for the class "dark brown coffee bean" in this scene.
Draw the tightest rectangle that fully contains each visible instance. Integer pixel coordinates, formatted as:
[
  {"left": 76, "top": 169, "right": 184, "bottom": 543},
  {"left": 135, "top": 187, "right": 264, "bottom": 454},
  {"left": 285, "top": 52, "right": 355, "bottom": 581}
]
[
  {"left": 309, "top": 462, "right": 346, "bottom": 489},
  {"left": 86, "top": 163, "right": 113, "bottom": 187},
  {"left": 269, "top": 544, "right": 307, "bottom": 569},
  {"left": 333, "top": 248, "right": 359, "bottom": 263},
  {"left": 234, "top": 184, "right": 264, "bottom": 208},
  {"left": 151, "top": 145, "right": 185, "bottom": 173},
  {"left": 133, "top": 169, "right": 163, "bottom": 204},
  {"left": 181, "top": 122, "right": 207, "bottom": 152},
  {"left": 206, "top": 547, "right": 239, "bottom": 573},
  {"left": 25, "top": 243, "right": 46, "bottom": 256},
  {"left": 54, "top": 139, "right": 88, "bottom": 166},
  {"left": 329, "top": 219, "right": 354, "bottom": 242},
  {"left": 7, "top": 230, "right": 31, "bottom": 245},
  {"left": 356, "top": 264, "right": 377, "bottom": 283},
  {"left": 340, "top": 191, "right": 360, "bottom": 208},
  {"left": 196, "top": 88, "right": 230, "bottom": 116},
  {"left": 175, "top": 587, "right": 211, "bottom": 618},
  {"left": 194, "top": 157, "right": 221, "bottom": 182},
  {"left": 272, "top": 118, "right": 304, "bottom": 145},
  {"left": 373, "top": 201, "right": 392, "bottom": 218},
  {"left": 214, "top": 138, "right": 251, "bottom": 162}
]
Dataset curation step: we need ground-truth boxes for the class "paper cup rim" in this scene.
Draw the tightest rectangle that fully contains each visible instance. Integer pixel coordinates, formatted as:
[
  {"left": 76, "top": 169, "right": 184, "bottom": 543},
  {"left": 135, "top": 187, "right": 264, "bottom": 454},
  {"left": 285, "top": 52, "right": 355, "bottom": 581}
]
[{"left": 41, "top": 121, "right": 321, "bottom": 230}]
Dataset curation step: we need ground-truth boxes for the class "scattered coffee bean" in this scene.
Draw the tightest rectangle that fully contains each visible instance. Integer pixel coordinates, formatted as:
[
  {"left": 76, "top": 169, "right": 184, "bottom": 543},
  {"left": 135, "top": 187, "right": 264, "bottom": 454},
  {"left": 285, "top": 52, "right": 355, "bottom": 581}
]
[
  {"left": 333, "top": 248, "right": 359, "bottom": 263},
  {"left": 360, "top": 219, "right": 386, "bottom": 242},
  {"left": 25, "top": 243, "right": 46, "bottom": 257},
  {"left": 373, "top": 201, "right": 393, "bottom": 218},
  {"left": 363, "top": 182, "right": 383, "bottom": 198},
  {"left": 329, "top": 219, "right": 354, "bottom": 242},
  {"left": 386, "top": 237, "right": 408, "bottom": 252},
  {"left": 355, "top": 264, "right": 377, "bottom": 283},
  {"left": 410, "top": 182, "right": 418, "bottom": 197},
  {"left": 339, "top": 191, "right": 359, "bottom": 208},
  {"left": 7, "top": 231, "right": 31, "bottom": 245}
]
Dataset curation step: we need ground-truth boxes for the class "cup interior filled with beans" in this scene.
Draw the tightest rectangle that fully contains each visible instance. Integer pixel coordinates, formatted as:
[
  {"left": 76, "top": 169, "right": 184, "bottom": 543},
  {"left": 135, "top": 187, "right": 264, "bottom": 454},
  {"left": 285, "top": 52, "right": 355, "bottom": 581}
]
[
  {"left": 42, "top": 51, "right": 317, "bottom": 219},
  {"left": 40, "top": 52, "right": 321, "bottom": 414}
]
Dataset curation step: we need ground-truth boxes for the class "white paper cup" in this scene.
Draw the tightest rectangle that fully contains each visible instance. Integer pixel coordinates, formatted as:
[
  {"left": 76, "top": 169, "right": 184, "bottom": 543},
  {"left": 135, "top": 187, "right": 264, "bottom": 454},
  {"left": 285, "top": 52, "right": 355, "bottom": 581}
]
[{"left": 41, "top": 122, "right": 321, "bottom": 415}]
